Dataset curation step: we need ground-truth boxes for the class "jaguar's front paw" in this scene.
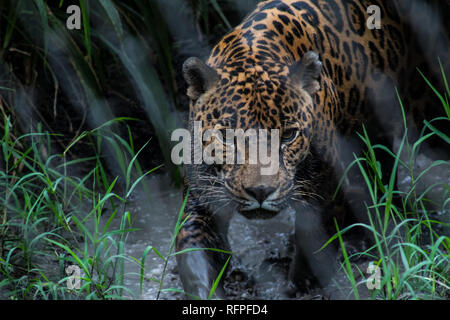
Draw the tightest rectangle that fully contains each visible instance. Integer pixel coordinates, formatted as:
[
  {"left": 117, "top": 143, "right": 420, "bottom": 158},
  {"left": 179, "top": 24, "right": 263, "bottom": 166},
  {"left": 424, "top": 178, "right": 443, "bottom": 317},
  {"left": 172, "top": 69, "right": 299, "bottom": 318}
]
[{"left": 176, "top": 250, "right": 227, "bottom": 299}]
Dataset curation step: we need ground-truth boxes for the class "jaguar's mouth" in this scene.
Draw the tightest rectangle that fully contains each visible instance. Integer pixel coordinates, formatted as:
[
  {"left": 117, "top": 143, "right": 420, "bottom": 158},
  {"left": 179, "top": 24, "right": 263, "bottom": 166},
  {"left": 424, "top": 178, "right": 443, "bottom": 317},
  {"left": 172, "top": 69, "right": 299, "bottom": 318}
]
[
  {"left": 238, "top": 200, "right": 281, "bottom": 219},
  {"left": 238, "top": 207, "right": 280, "bottom": 220}
]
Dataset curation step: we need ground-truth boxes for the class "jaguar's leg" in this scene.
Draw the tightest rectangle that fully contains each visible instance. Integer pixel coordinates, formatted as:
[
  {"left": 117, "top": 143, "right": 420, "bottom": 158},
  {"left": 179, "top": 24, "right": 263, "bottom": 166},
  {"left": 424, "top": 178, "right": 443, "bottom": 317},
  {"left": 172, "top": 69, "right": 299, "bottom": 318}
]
[
  {"left": 175, "top": 206, "right": 231, "bottom": 299},
  {"left": 289, "top": 203, "right": 338, "bottom": 291}
]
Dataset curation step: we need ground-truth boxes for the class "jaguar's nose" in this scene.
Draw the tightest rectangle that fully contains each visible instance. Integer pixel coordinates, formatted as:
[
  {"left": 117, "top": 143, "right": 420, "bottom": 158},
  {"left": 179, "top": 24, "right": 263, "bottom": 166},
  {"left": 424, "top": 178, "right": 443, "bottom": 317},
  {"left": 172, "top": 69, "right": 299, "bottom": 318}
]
[{"left": 244, "top": 185, "right": 276, "bottom": 204}]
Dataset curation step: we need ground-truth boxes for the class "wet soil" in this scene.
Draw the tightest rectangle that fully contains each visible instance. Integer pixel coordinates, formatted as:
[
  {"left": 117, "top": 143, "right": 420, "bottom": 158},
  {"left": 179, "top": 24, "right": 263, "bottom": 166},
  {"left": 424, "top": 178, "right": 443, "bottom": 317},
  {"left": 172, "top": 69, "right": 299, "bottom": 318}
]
[{"left": 118, "top": 174, "right": 374, "bottom": 300}]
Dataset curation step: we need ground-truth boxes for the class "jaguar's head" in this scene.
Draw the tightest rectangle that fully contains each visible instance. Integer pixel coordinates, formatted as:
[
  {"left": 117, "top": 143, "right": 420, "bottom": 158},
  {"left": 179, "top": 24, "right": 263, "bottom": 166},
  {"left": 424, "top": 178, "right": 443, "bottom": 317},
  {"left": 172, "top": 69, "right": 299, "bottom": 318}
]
[{"left": 183, "top": 51, "right": 322, "bottom": 219}]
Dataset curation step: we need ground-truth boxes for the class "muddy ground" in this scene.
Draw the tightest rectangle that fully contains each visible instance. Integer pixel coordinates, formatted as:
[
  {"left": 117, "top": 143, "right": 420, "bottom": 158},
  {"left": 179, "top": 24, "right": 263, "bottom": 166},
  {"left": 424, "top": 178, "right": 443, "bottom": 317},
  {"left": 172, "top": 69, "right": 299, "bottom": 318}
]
[{"left": 117, "top": 173, "right": 375, "bottom": 300}]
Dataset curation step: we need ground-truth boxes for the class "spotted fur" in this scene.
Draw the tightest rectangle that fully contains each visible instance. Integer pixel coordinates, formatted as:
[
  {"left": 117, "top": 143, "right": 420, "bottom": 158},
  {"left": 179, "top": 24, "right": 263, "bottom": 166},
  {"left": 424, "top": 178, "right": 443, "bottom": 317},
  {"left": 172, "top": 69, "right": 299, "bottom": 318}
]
[{"left": 175, "top": 0, "right": 442, "bottom": 299}]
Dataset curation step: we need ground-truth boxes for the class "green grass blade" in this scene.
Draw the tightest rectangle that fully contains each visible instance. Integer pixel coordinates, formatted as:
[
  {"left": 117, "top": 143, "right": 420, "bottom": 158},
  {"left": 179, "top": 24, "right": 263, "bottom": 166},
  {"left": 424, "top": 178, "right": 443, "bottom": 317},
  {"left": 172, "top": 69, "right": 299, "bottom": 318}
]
[
  {"left": 98, "top": 0, "right": 123, "bottom": 38},
  {"left": 208, "top": 255, "right": 231, "bottom": 300},
  {"left": 334, "top": 218, "right": 360, "bottom": 299},
  {"left": 210, "top": 0, "right": 232, "bottom": 29}
]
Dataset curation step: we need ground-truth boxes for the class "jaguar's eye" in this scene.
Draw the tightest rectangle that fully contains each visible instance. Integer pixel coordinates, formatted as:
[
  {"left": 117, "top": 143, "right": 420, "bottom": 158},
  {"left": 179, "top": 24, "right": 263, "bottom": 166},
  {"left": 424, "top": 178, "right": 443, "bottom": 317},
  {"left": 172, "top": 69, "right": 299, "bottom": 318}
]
[{"left": 281, "top": 128, "right": 298, "bottom": 144}]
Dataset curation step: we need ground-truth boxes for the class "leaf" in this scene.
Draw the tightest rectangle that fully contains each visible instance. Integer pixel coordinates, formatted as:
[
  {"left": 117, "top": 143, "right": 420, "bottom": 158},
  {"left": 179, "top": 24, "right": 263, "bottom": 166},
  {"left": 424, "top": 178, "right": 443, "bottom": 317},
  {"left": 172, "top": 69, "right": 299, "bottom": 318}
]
[
  {"left": 45, "top": 237, "right": 90, "bottom": 279},
  {"left": 98, "top": 0, "right": 124, "bottom": 38},
  {"left": 208, "top": 255, "right": 231, "bottom": 300},
  {"left": 126, "top": 164, "right": 163, "bottom": 198},
  {"left": 210, "top": 0, "right": 231, "bottom": 29}
]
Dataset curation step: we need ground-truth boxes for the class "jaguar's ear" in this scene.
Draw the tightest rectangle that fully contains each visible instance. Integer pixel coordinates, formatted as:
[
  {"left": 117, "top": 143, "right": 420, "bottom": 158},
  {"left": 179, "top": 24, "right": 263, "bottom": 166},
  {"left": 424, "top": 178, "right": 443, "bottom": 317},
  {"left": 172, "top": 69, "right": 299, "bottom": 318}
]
[
  {"left": 183, "top": 57, "right": 219, "bottom": 101},
  {"left": 289, "top": 51, "right": 322, "bottom": 95}
]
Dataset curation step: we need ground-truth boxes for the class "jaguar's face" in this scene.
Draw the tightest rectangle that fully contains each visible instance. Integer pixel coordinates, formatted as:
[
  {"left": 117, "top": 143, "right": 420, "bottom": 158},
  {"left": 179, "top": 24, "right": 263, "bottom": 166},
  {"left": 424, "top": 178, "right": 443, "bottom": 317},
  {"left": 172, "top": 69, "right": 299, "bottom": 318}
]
[{"left": 183, "top": 52, "right": 322, "bottom": 219}]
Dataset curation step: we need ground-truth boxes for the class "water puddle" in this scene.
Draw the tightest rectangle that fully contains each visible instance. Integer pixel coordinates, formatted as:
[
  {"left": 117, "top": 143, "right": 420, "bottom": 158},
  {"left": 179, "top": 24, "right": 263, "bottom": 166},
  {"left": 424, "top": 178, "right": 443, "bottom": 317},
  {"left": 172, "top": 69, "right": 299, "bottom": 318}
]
[{"left": 118, "top": 174, "right": 184, "bottom": 299}]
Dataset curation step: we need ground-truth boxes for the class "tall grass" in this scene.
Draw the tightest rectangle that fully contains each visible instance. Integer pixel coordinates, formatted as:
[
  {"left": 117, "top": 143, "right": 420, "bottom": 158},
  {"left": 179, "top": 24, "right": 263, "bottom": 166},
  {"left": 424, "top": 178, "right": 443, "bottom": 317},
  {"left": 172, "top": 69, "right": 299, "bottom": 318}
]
[
  {"left": 0, "top": 116, "right": 163, "bottom": 299},
  {"left": 330, "top": 65, "right": 450, "bottom": 300},
  {"left": 0, "top": 116, "right": 232, "bottom": 299},
  {"left": 0, "top": 0, "right": 243, "bottom": 300},
  {"left": 0, "top": 1, "right": 256, "bottom": 171}
]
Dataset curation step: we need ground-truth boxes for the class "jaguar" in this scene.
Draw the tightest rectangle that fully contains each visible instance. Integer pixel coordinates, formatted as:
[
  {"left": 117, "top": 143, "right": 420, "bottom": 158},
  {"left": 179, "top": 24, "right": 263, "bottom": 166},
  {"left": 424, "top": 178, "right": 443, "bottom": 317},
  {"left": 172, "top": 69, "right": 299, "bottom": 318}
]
[{"left": 175, "top": 0, "right": 448, "bottom": 299}]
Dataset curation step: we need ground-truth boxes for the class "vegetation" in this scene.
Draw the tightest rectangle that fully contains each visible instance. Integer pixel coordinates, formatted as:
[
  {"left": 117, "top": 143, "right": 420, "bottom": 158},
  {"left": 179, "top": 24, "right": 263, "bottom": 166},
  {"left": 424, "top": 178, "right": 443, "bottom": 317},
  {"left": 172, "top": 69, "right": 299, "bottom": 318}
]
[
  {"left": 329, "top": 63, "right": 449, "bottom": 300},
  {"left": 0, "top": 0, "right": 246, "bottom": 300},
  {"left": 0, "top": 0, "right": 260, "bottom": 177},
  {"left": 0, "top": 117, "right": 158, "bottom": 299}
]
